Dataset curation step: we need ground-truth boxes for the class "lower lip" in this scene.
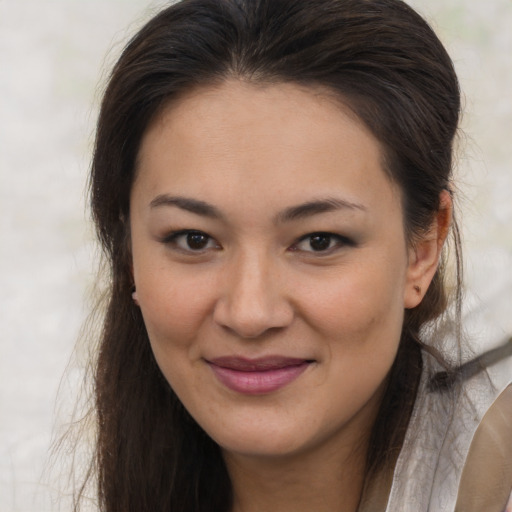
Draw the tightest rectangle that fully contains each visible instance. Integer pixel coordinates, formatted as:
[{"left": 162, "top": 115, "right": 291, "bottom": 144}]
[{"left": 207, "top": 362, "right": 311, "bottom": 395}]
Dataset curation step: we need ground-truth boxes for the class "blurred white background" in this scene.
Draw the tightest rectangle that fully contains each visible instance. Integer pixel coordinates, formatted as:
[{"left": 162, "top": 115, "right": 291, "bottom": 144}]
[{"left": 0, "top": 0, "right": 511, "bottom": 510}]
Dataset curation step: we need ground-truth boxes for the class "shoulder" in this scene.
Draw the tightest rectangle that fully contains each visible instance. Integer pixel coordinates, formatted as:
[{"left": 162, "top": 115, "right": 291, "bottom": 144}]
[
  {"left": 384, "top": 350, "right": 512, "bottom": 512},
  {"left": 455, "top": 384, "right": 512, "bottom": 512}
]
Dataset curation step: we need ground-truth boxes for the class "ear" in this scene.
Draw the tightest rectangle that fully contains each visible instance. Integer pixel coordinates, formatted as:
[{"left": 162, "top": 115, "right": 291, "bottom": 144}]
[
  {"left": 123, "top": 214, "right": 138, "bottom": 304},
  {"left": 127, "top": 250, "right": 140, "bottom": 307},
  {"left": 404, "top": 189, "right": 452, "bottom": 309},
  {"left": 129, "top": 262, "right": 140, "bottom": 307}
]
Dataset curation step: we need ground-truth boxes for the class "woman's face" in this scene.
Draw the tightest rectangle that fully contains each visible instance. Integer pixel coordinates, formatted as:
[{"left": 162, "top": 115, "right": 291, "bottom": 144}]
[{"left": 130, "top": 81, "right": 429, "bottom": 460}]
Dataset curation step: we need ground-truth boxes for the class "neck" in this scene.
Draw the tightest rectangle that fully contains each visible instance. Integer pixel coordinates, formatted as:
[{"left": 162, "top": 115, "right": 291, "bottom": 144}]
[{"left": 225, "top": 436, "right": 367, "bottom": 512}]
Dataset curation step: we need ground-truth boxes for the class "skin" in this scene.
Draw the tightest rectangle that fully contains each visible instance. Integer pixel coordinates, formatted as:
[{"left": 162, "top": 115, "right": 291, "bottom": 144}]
[{"left": 130, "top": 81, "right": 450, "bottom": 512}]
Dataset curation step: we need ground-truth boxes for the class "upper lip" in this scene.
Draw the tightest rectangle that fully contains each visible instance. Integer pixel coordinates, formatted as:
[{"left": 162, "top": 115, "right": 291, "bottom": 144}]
[{"left": 206, "top": 356, "right": 312, "bottom": 372}]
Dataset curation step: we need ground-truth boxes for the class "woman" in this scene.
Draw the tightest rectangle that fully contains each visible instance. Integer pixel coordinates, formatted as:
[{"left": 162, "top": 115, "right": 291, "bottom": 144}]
[{"left": 74, "top": 0, "right": 512, "bottom": 510}]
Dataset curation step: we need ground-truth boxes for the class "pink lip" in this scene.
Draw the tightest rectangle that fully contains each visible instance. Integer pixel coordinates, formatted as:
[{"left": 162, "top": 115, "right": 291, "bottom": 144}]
[{"left": 206, "top": 356, "right": 312, "bottom": 395}]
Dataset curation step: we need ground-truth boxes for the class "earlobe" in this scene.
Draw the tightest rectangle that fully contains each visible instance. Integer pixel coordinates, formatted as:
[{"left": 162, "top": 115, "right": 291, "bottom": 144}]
[
  {"left": 129, "top": 260, "right": 140, "bottom": 306},
  {"left": 404, "top": 190, "right": 452, "bottom": 309}
]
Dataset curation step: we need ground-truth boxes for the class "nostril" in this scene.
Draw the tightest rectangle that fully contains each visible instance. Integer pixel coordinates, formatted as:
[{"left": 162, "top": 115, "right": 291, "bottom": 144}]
[
  {"left": 217, "top": 318, "right": 280, "bottom": 340},
  {"left": 213, "top": 298, "right": 293, "bottom": 340}
]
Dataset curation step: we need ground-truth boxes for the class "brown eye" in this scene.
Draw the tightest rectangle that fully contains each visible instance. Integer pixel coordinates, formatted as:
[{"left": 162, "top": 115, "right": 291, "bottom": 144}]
[
  {"left": 163, "top": 230, "right": 219, "bottom": 252},
  {"left": 186, "top": 232, "right": 210, "bottom": 250},
  {"left": 309, "top": 234, "right": 332, "bottom": 251},
  {"left": 293, "top": 232, "right": 353, "bottom": 254}
]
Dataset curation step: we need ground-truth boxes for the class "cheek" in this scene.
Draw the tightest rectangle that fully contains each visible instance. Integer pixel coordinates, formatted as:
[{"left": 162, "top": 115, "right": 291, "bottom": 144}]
[
  {"left": 303, "top": 258, "right": 406, "bottom": 340},
  {"left": 306, "top": 267, "right": 405, "bottom": 412},
  {"left": 135, "top": 264, "right": 217, "bottom": 350},
  {"left": 298, "top": 256, "right": 407, "bottom": 402},
  {"left": 135, "top": 268, "right": 218, "bottom": 399}
]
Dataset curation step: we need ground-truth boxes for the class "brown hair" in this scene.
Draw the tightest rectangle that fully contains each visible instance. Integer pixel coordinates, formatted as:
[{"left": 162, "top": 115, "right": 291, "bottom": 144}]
[{"left": 80, "top": 0, "right": 462, "bottom": 510}]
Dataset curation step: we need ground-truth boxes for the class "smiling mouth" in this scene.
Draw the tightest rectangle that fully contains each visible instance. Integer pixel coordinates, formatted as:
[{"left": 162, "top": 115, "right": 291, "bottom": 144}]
[{"left": 206, "top": 356, "right": 313, "bottom": 395}]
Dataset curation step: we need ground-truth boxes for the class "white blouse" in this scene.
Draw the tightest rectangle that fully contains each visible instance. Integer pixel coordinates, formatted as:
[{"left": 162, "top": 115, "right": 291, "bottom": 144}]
[{"left": 385, "top": 351, "right": 512, "bottom": 511}]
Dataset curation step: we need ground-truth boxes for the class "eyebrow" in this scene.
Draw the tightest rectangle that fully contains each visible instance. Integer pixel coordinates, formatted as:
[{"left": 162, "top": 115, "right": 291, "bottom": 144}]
[
  {"left": 275, "top": 197, "right": 367, "bottom": 223},
  {"left": 149, "top": 194, "right": 366, "bottom": 222},
  {"left": 150, "top": 195, "right": 224, "bottom": 219}
]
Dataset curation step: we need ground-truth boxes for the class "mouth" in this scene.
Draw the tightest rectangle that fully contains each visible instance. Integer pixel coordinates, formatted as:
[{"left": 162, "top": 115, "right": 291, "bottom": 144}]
[{"left": 205, "top": 356, "right": 313, "bottom": 395}]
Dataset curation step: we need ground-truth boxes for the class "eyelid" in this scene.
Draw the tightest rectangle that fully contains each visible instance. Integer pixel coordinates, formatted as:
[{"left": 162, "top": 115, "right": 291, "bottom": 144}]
[
  {"left": 291, "top": 232, "right": 355, "bottom": 254},
  {"left": 160, "top": 229, "right": 221, "bottom": 253},
  {"left": 159, "top": 229, "right": 354, "bottom": 255}
]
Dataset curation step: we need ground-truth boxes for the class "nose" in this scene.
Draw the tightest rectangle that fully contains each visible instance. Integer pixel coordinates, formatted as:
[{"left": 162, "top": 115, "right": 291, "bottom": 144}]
[{"left": 213, "top": 251, "right": 294, "bottom": 339}]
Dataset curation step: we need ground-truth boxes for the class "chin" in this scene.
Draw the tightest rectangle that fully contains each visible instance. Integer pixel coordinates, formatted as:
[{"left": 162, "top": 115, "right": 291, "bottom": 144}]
[
  {"left": 204, "top": 413, "right": 341, "bottom": 462},
  {"left": 218, "top": 432, "right": 310, "bottom": 460}
]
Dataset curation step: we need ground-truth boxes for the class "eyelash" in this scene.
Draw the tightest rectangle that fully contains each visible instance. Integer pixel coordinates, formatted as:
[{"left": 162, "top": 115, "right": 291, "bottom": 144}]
[
  {"left": 291, "top": 232, "right": 355, "bottom": 254},
  {"left": 161, "top": 230, "right": 220, "bottom": 253},
  {"left": 160, "top": 230, "right": 354, "bottom": 255}
]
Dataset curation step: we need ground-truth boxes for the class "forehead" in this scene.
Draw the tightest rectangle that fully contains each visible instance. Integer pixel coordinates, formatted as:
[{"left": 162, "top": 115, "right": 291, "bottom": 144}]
[
  {"left": 142, "top": 80, "right": 375, "bottom": 156},
  {"left": 134, "top": 80, "right": 401, "bottom": 217}
]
